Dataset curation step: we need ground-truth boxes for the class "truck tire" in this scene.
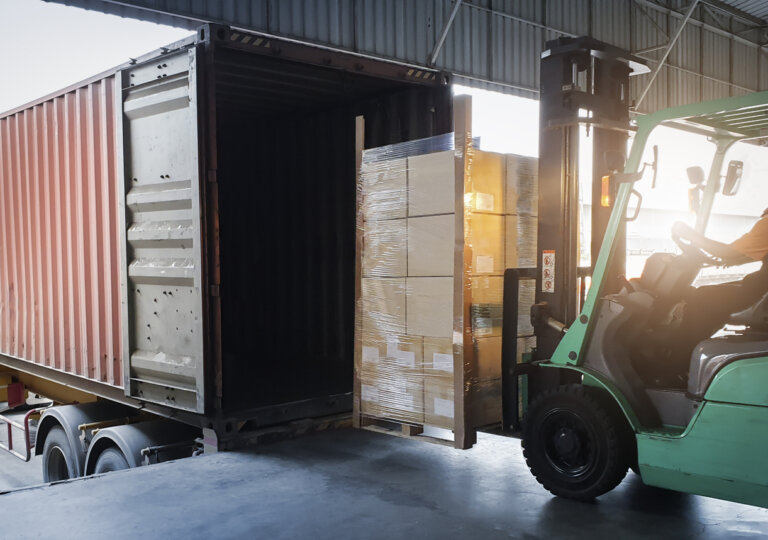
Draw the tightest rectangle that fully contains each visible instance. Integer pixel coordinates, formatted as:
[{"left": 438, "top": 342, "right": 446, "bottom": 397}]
[
  {"left": 42, "top": 426, "right": 77, "bottom": 482},
  {"left": 522, "top": 384, "right": 629, "bottom": 501},
  {"left": 93, "top": 447, "right": 130, "bottom": 474}
]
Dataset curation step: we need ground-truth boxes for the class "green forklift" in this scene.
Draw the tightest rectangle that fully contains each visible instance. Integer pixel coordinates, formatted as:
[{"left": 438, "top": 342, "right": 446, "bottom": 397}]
[
  {"left": 503, "top": 37, "right": 768, "bottom": 509},
  {"left": 518, "top": 88, "right": 768, "bottom": 507}
]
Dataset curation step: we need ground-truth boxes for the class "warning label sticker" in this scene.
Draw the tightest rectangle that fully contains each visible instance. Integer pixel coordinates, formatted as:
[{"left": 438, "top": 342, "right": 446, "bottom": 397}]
[{"left": 542, "top": 250, "right": 555, "bottom": 293}]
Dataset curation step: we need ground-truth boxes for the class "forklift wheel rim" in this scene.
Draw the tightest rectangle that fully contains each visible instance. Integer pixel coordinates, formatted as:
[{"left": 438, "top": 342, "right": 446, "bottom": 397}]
[{"left": 539, "top": 407, "right": 600, "bottom": 480}]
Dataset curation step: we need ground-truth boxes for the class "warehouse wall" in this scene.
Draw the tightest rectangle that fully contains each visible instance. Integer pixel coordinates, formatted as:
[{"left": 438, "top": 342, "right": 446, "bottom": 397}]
[{"left": 51, "top": 0, "right": 768, "bottom": 113}]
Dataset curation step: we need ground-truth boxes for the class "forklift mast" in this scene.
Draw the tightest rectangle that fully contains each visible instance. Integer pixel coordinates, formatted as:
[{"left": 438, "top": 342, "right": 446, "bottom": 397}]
[{"left": 502, "top": 37, "right": 647, "bottom": 431}]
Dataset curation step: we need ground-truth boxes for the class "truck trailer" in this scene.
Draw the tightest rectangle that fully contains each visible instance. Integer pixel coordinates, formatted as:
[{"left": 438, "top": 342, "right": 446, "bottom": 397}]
[{"left": 0, "top": 24, "right": 451, "bottom": 481}]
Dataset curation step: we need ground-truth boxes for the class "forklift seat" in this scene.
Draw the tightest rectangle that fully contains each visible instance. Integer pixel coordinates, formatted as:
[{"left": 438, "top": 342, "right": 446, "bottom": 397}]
[
  {"left": 688, "top": 333, "right": 768, "bottom": 399},
  {"left": 688, "top": 293, "right": 768, "bottom": 398},
  {"left": 728, "top": 291, "right": 768, "bottom": 331}
]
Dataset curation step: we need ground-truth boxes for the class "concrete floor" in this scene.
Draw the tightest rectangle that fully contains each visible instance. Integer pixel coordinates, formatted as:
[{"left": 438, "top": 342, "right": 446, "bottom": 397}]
[
  {"left": 0, "top": 452, "right": 41, "bottom": 491},
  {"left": 1, "top": 428, "right": 767, "bottom": 539},
  {"left": 0, "top": 410, "right": 42, "bottom": 491}
]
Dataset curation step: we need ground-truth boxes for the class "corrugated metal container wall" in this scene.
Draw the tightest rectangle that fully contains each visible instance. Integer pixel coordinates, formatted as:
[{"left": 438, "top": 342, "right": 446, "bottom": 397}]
[{"left": 0, "top": 78, "right": 123, "bottom": 387}]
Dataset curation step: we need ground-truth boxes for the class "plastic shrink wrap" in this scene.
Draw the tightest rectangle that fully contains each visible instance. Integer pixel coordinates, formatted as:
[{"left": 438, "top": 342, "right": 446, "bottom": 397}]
[{"left": 355, "top": 129, "right": 538, "bottom": 441}]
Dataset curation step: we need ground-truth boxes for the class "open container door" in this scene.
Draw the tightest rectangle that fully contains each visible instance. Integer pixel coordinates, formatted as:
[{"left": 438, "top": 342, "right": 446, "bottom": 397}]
[{"left": 117, "top": 47, "right": 207, "bottom": 414}]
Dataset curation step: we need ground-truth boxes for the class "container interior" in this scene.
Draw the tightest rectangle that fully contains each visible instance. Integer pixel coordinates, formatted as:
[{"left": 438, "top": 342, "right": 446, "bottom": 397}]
[{"left": 215, "top": 46, "right": 452, "bottom": 411}]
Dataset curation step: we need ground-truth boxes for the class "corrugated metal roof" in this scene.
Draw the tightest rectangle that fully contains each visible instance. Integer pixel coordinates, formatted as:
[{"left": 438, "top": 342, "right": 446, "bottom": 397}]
[
  {"left": 46, "top": 0, "right": 768, "bottom": 111},
  {"left": 720, "top": 0, "right": 768, "bottom": 23}
]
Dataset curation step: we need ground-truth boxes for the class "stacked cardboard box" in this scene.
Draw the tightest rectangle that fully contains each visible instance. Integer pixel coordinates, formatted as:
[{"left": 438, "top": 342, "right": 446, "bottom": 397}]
[{"left": 357, "top": 145, "right": 538, "bottom": 431}]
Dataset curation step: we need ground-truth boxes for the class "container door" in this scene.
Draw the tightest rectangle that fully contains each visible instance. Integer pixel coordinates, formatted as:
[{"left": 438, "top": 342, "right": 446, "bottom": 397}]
[{"left": 117, "top": 48, "right": 206, "bottom": 413}]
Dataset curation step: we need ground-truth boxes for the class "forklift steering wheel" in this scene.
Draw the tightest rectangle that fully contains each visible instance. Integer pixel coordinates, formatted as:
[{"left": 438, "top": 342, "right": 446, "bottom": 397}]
[{"left": 671, "top": 223, "right": 722, "bottom": 267}]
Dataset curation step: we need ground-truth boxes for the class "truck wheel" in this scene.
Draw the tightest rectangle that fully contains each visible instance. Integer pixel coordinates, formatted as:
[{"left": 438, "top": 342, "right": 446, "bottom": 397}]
[
  {"left": 93, "top": 447, "right": 130, "bottom": 474},
  {"left": 42, "top": 426, "right": 77, "bottom": 482},
  {"left": 522, "top": 385, "right": 628, "bottom": 501}
]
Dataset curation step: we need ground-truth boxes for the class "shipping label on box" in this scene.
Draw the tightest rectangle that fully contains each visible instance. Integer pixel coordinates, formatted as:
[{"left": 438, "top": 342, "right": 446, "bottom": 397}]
[
  {"left": 470, "top": 150, "right": 505, "bottom": 214},
  {"left": 362, "top": 218, "right": 407, "bottom": 278},
  {"left": 467, "top": 213, "right": 504, "bottom": 275},
  {"left": 361, "top": 278, "right": 406, "bottom": 335},
  {"left": 407, "top": 151, "right": 456, "bottom": 217},
  {"left": 361, "top": 158, "right": 407, "bottom": 221},
  {"left": 406, "top": 277, "right": 454, "bottom": 338},
  {"left": 433, "top": 397, "right": 454, "bottom": 419},
  {"left": 407, "top": 214, "right": 455, "bottom": 277},
  {"left": 423, "top": 337, "right": 454, "bottom": 378},
  {"left": 362, "top": 331, "right": 423, "bottom": 370},
  {"left": 385, "top": 335, "right": 423, "bottom": 369},
  {"left": 425, "top": 376, "right": 455, "bottom": 429}
]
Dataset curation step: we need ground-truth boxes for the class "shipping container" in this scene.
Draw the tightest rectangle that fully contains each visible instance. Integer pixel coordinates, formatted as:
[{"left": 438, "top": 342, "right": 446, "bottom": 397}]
[{"left": 0, "top": 24, "right": 451, "bottom": 455}]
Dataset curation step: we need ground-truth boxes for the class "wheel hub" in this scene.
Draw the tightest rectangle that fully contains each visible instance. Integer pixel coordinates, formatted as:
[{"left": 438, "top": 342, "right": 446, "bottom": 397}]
[
  {"left": 553, "top": 426, "right": 581, "bottom": 459},
  {"left": 540, "top": 408, "right": 597, "bottom": 479}
]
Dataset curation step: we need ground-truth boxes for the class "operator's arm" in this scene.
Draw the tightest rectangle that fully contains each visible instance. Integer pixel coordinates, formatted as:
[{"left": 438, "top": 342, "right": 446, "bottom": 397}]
[{"left": 672, "top": 222, "right": 752, "bottom": 266}]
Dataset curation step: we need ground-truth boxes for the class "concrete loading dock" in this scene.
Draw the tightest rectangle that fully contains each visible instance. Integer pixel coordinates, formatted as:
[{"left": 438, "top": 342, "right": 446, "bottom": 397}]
[{"left": 3, "top": 429, "right": 767, "bottom": 539}]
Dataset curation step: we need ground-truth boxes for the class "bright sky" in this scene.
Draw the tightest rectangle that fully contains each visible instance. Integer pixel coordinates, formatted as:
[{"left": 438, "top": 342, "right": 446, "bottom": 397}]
[
  {"left": 0, "top": 0, "right": 193, "bottom": 114},
  {"left": 454, "top": 85, "right": 539, "bottom": 157}
]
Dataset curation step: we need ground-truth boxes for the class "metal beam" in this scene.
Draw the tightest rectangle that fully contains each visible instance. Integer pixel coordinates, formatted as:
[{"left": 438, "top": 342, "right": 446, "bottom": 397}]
[
  {"left": 700, "top": 0, "right": 765, "bottom": 27},
  {"left": 634, "top": 0, "right": 767, "bottom": 51},
  {"left": 636, "top": 0, "right": 701, "bottom": 110},
  {"left": 429, "top": 0, "right": 463, "bottom": 66}
]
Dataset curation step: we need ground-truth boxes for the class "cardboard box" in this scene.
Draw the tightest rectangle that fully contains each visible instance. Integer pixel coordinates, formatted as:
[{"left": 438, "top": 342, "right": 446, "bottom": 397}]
[
  {"left": 361, "top": 278, "right": 406, "bottom": 335},
  {"left": 361, "top": 331, "right": 424, "bottom": 372},
  {"left": 425, "top": 375, "right": 454, "bottom": 429},
  {"left": 467, "top": 213, "right": 504, "bottom": 275},
  {"left": 505, "top": 154, "right": 538, "bottom": 216},
  {"left": 423, "top": 337, "right": 454, "bottom": 378},
  {"left": 406, "top": 277, "right": 454, "bottom": 338},
  {"left": 361, "top": 158, "right": 407, "bottom": 221},
  {"left": 407, "top": 215, "right": 455, "bottom": 277},
  {"left": 408, "top": 151, "right": 455, "bottom": 216},
  {"left": 475, "top": 336, "right": 502, "bottom": 379},
  {"left": 505, "top": 214, "right": 537, "bottom": 269},
  {"left": 379, "top": 376, "right": 425, "bottom": 424},
  {"left": 362, "top": 218, "right": 406, "bottom": 278},
  {"left": 360, "top": 379, "right": 385, "bottom": 418},
  {"left": 470, "top": 151, "right": 505, "bottom": 214},
  {"left": 471, "top": 303, "right": 503, "bottom": 338},
  {"left": 470, "top": 275, "right": 503, "bottom": 304},
  {"left": 359, "top": 347, "right": 425, "bottom": 424},
  {"left": 471, "top": 378, "right": 502, "bottom": 427}
]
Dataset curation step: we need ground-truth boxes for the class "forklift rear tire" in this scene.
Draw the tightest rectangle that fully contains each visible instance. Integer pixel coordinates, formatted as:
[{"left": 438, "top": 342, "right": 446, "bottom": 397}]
[{"left": 522, "top": 385, "right": 629, "bottom": 501}]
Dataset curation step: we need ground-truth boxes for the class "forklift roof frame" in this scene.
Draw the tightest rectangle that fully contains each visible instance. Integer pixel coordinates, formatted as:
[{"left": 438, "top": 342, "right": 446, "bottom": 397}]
[{"left": 545, "top": 89, "right": 768, "bottom": 431}]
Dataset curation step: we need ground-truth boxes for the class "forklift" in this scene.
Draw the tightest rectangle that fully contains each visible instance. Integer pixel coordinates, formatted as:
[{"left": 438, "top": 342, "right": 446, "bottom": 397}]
[{"left": 504, "top": 37, "right": 768, "bottom": 508}]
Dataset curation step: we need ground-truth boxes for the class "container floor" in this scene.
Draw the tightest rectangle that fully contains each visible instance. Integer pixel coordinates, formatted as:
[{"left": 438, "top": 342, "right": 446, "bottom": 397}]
[{"left": 2, "top": 428, "right": 766, "bottom": 539}]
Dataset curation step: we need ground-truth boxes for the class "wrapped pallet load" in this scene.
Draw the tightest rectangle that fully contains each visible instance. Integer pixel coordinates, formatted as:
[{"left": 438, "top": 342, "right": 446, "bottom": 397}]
[{"left": 354, "top": 103, "right": 537, "bottom": 447}]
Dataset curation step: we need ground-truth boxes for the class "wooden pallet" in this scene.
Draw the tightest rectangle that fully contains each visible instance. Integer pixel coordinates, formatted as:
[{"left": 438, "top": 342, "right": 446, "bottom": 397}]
[{"left": 359, "top": 414, "right": 456, "bottom": 447}]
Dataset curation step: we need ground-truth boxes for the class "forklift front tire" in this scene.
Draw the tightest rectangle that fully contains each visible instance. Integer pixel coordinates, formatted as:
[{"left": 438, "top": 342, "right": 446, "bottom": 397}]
[{"left": 522, "top": 384, "right": 629, "bottom": 501}]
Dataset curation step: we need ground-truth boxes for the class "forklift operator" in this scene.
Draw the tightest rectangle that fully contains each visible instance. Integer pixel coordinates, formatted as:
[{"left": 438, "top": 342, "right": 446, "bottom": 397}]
[{"left": 670, "top": 212, "right": 768, "bottom": 363}]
